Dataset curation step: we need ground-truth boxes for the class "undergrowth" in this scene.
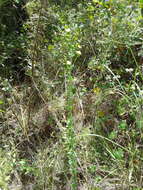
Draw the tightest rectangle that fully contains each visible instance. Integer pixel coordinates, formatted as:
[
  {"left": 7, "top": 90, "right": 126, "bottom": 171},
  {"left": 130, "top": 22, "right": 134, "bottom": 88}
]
[{"left": 0, "top": 0, "right": 143, "bottom": 190}]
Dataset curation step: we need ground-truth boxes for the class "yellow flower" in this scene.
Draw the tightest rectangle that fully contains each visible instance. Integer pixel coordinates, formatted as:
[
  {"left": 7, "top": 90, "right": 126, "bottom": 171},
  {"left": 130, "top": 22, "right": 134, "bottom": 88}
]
[
  {"left": 97, "top": 111, "right": 105, "bottom": 117},
  {"left": 93, "top": 87, "right": 101, "bottom": 94}
]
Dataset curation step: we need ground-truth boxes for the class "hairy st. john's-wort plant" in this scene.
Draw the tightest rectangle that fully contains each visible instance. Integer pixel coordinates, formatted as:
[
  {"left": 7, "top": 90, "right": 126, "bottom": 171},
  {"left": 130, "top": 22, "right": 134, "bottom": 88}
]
[
  {"left": 62, "top": 33, "right": 81, "bottom": 190},
  {"left": 65, "top": 62, "right": 78, "bottom": 190},
  {"left": 47, "top": 8, "right": 84, "bottom": 189},
  {"left": 54, "top": 10, "right": 83, "bottom": 189}
]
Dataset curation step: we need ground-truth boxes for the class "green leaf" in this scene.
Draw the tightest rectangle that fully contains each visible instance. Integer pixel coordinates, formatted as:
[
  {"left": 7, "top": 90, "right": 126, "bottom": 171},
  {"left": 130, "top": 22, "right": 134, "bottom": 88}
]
[
  {"left": 0, "top": 100, "right": 3, "bottom": 104},
  {"left": 139, "top": 0, "right": 143, "bottom": 8},
  {"left": 118, "top": 120, "right": 127, "bottom": 130},
  {"left": 113, "top": 148, "right": 124, "bottom": 160},
  {"left": 109, "top": 131, "right": 117, "bottom": 139},
  {"left": 14, "top": 0, "right": 20, "bottom": 3}
]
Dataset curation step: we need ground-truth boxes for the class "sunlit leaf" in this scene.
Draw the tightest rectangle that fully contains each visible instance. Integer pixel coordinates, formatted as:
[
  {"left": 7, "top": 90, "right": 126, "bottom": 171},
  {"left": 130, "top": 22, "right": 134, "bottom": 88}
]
[{"left": 0, "top": 100, "right": 3, "bottom": 104}]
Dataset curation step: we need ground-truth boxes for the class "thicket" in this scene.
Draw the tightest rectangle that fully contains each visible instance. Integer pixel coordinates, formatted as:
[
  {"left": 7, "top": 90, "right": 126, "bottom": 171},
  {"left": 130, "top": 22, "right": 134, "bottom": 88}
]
[{"left": 0, "top": 0, "right": 143, "bottom": 189}]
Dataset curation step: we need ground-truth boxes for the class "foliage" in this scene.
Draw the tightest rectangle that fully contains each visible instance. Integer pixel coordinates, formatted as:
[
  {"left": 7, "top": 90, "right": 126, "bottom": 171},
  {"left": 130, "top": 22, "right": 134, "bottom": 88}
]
[
  {"left": 0, "top": 149, "right": 13, "bottom": 190},
  {"left": 1, "top": 0, "right": 143, "bottom": 189},
  {"left": 0, "top": 0, "right": 28, "bottom": 82}
]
